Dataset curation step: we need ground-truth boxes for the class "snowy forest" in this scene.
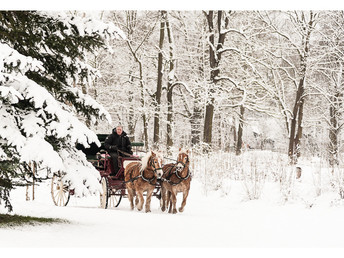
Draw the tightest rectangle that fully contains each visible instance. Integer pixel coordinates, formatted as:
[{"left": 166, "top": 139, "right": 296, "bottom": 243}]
[
  {"left": 4, "top": 9, "right": 344, "bottom": 248},
  {"left": 2, "top": 9, "right": 344, "bottom": 223},
  {"left": 88, "top": 10, "right": 344, "bottom": 165}
]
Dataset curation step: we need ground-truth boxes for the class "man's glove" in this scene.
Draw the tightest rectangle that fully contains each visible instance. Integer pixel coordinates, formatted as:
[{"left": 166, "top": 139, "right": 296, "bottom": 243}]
[{"left": 110, "top": 145, "right": 118, "bottom": 151}]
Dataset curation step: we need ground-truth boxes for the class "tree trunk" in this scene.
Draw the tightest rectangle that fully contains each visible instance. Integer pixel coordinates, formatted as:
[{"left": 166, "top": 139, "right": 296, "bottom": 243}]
[
  {"left": 191, "top": 97, "right": 203, "bottom": 147},
  {"left": 142, "top": 112, "right": 149, "bottom": 150},
  {"left": 203, "top": 104, "right": 214, "bottom": 145},
  {"left": 127, "top": 72, "right": 136, "bottom": 142},
  {"left": 329, "top": 89, "right": 343, "bottom": 167},
  {"left": 203, "top": 11, "right": 229, "bottom": 148},
  {"left": 329, "top": 102, "right": 339, "bottom": 166},
  {"left": 127, "top": 40, "right": 149, "bottom": 149},
  {"left": 287, "top": 11, "right": 315, "bottom": 164},
  {"left": 288, "top": 77, "right": 305, "bottom": 164},
  {"left": 203, "top": 11, "right": 215, "bottom": 147},
  {"left": 191, "top": 37, "right": 205, "bottom": 147},
  {"left": 124, "top": 10, "right": 150, "bottom": 149},
  {"left": 232, "top": 115, "right": 237, "bottom": 151},
  {"left": 328, "top": 59, "right": 343, "bottom": 167},
  {"left": 153, "top": 10, "right": 166, "bottom": 145},
  {"left": 236, "top": 105, "right": 245, "bottom": 155},
  {"left": 166, "top": 88, "right": 173, "bottom": 149},
  {"left": 166, "top": 14, "right": 175, "bottom": 150}
]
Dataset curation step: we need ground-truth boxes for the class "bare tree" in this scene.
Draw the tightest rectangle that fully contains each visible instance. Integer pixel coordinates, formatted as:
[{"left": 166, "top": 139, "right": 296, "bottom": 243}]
[
  {"left": 203, "top": 10, "right": 231, "bottom": 148},
  {"left": 153, "top": 11, "right": 167, "bottom": 145},
  {"left": 111, "top": 11, "right": 159, "bottom": 148},
  {"left": 315, "top": 11, "right": 344, "bottom": 166},
  {"left": 169, "top": 11, "right": 207, "bottom": 147},
  {"left": 257, "top": 11, "right": 319, "bottom": 164},
  {"left": 236, "top": 105, "right": 245, "bottom": 155},
  {"left": 165, "top": 13, "right": 176, "bottom": 149}
]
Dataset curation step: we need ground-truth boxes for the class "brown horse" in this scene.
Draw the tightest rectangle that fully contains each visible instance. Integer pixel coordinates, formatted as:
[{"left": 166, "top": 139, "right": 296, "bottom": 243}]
[
  {"left": 161, "top": 148, "right": 191, "bottom": 214},
  {"left": 124, "top": 151, "right": 163, "bottom": 212}
]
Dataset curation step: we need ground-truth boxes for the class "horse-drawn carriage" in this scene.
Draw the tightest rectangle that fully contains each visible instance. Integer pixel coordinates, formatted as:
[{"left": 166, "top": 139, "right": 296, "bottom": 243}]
[
  {"left": 51, "top": 134, "right": 192, "bottom": 214},
  {"left": 51, "top": 134, "right": 161, "bottom": 209}
]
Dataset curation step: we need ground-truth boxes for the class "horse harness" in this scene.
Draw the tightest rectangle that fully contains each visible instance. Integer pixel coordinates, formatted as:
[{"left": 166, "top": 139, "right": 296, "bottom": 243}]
[
  {"left": 162, "top": 162, "right": 191, "bottom": 186},
  {"left": 124, "top": 158, "right": 163, "bottom": 186}
]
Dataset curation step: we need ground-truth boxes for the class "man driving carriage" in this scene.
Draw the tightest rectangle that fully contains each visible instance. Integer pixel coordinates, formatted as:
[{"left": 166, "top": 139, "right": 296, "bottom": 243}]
[{"left": 104, "top": 125, "right": 133, "bottom": 176}]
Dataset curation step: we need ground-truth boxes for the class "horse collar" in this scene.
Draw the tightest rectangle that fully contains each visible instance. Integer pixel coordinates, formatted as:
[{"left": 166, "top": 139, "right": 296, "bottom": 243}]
[
  {"left": 140, "top": 168, "right": 157, "bottom": 185},
  {"left": 175, "top": 167, "right": 190, "bottom": 180},
  {"left": 163, "top": 164, "right": 190, "bottom": 186}
]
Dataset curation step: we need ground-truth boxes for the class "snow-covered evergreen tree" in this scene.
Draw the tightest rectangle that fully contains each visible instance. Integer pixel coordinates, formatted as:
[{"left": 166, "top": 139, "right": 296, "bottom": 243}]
[{"left": 0, "top": 11, "right": 124, "bottom": 211}]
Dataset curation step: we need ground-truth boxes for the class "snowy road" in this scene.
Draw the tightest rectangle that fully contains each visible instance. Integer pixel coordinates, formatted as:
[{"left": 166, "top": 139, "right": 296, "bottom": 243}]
[{"left": 1, "top": 179, "right": 344, "bottom": 248}]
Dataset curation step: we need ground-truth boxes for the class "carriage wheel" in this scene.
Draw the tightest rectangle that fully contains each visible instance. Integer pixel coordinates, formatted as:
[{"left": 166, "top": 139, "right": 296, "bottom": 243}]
[
  {"left": 100, "top": 177, "right": 109, "bottom": 209},
  {"left": 51, "top": 174, "right": 70, "bottom": 206},
  {"left": 108, "top": 189, "right": 123, "bottom": 208}
]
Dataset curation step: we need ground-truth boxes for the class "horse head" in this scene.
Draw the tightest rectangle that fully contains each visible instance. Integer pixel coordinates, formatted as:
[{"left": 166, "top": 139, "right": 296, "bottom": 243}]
[
  {"left": 176, "top": 148, "right": 189, "bottom": 172},
  {"left": 148, "top": 151, "right": 164, "bottom": 179}
]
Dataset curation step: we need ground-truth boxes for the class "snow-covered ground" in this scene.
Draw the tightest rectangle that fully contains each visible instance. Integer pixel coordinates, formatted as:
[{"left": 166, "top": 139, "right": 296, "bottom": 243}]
[{"left": 2, "top": 163, "right": 344, "bottom": 251}]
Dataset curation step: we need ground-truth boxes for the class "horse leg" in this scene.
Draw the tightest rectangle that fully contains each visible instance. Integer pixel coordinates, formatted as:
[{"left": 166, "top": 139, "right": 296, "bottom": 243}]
[
  {"left": 133, "top": 189, "right": 137, "bottom": 208},
  {"left": 179, "top": 189, "right": 189, "bottom": 213},
  {"left": 132, "top": 189, "right": 138, "bottom": 207},
  {"left": 161, "top": 188, "right": 165, "bottom": 211},
  {"left": 145, "top": 188, "right": 154, "bottom": 213},
  {"left": 135, "top": 195, "right": 139, "bottom": 206},
  {"left": 136, "top": 190, "right": 144, "bottom": 211},
  {"left": 167, "top": 191, "right": 173, "bottom": 213},
  {"left": 169, "top": 189, "right": 178, "bottom": 214},
  {"left": 161, "top": 186, "right": 167, "bottom": 212},
  {"left": 127, "top": 187, "right": 135, "bottom": 210}
]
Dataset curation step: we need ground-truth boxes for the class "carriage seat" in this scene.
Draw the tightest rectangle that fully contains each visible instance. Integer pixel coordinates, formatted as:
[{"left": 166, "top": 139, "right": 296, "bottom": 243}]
[{"left": 76, "top": 135, "right": 143, "bottom": 177}]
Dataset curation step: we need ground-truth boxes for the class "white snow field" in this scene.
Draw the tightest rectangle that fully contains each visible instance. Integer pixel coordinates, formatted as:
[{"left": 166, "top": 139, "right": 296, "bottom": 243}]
[{"left": 2, "top": 164, "right": 344, "bottom": 250}]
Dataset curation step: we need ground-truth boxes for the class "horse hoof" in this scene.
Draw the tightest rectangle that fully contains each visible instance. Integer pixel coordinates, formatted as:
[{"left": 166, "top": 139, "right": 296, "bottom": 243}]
[
  {"left": 145, "top": 210, "right": 151, "bottom": 213},
  {"left": 179, "top": 208, "right": 184, "bottom": 213},
  {"left": 172, "top": 209, "right": 177, "bottom": 214}
]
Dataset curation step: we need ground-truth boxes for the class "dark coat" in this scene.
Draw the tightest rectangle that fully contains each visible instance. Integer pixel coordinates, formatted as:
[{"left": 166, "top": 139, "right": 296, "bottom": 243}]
[{"left": 104, "top": 129, "right": 133, "bottom": 155}]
